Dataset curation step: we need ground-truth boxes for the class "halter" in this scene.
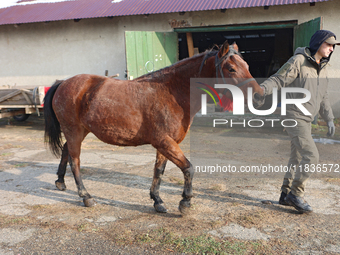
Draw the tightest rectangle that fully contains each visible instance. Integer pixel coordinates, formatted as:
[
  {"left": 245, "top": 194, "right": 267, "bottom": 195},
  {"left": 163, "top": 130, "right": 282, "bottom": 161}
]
[{"left": 214, "top": 53, "right": 255, "bottom": 88}]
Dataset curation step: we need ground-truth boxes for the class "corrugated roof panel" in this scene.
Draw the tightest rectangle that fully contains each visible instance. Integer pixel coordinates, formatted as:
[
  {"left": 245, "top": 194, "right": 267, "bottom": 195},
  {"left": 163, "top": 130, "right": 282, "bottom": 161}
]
[
  {"left": 145, "top": 1, "right": 162, "bottom": 14},
  {"left": 181, "top": 0, "right": 195, "bottom": 11},
  {"left": 194, "top": 0, "right": 206, "bottom": 11},
  {"left": 0, "top": 0, "right": 331, "bottom": 26}
]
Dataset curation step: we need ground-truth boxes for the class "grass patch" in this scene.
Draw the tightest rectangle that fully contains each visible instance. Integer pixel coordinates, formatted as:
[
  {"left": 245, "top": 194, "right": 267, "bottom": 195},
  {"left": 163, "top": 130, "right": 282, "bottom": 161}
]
[
  {"left": 77, "top": 222, "right": 90, "bottom": 232},
  {"left": 8, "top": 217, "right": 29, "bottom": 224},
  {"left": 77, "top": 221, "right": 99, "bottom": 233},
  {"left": 0, "top": 152, "right": 14, "bottom": 157},
  {"left": 14, "top": 163, "right": 28, "bottom": 168},
  {"left": 311, "top": 124, "right": 326, "bottom": 132},
  {"left": 115, "top": 227, "right": 269, "bottom": 254},
  {"left": 312, "top": 118, "right": 340, "bottom": 139},
  {"left": 137, "top": 233, "right": 153, "bottom": 243},
  {"left": 0, "top": 215, "right": 30, "bottom": 226},
  {"left": 80, "top": 168, "right": 87, "bottom": 173}
]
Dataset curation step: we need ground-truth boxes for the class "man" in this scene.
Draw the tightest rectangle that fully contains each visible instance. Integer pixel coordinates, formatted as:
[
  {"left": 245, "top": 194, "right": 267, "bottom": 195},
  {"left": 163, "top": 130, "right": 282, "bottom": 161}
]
[{"left": 260, "top": 30, "right": 339, "bottom": 213}]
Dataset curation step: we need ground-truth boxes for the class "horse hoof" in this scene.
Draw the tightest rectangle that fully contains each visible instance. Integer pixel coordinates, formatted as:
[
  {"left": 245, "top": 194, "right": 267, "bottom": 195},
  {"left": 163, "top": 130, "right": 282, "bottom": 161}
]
[
  {"left": 178, "top": 199, "right": 191, "bottom": 215},
  {"left": 83, "top": 198, "right": 96, "bottom": 207},
  {"left": 154, "top": 203, "right": 168, "bottom": 213},
  {"left": 55, "top": 181, "right": 66, "bottom": 191}
]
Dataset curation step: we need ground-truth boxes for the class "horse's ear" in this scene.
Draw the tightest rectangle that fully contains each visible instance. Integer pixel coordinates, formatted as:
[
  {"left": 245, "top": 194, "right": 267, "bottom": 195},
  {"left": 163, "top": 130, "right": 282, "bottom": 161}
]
[
  {"left": 232, "top": 42, "right": 239, "bottom": 52},
  {"left": 218, "top": 41, "right": 230, "bottom": 58}
]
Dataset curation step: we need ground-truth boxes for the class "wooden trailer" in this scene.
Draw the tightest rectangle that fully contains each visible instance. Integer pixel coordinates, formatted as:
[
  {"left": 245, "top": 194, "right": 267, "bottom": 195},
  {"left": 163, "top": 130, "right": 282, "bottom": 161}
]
[{"left": 0, "top": 86, "right": 48, "bottom": 121}]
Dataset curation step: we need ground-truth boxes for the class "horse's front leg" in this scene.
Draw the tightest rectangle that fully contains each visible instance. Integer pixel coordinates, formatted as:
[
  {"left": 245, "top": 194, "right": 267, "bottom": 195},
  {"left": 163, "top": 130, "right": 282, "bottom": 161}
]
[
  {"left": 55, "top": 142, "right": 68, "bottom": 191},
  {"left": 179, "top": 161, "right": 194, "bottom": 215},
  {"left": 155, "top": 137, "right": 194, "bottom": 215},
  {"left": 150, "top": 151, "right": 168, "bottom": 213}
]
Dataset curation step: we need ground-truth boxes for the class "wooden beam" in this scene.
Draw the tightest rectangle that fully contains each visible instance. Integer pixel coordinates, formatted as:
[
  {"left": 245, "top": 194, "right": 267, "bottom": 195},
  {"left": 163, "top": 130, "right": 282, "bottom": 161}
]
[
  {"left": 0, "top": 90, "right": 21, "bottom": 103},
  {"left": 175, "top": 21, "right": 297, "bottom": 33},
  {"left": 186, "top": 32, "right": 194, "bottom": 58}
]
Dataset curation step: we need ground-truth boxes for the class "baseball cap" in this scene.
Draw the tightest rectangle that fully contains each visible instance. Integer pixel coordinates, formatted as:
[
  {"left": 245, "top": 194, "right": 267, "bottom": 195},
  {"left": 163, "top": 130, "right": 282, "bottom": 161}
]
[{"left": 325, "top": 36, "right": 340, "bottom": 45}]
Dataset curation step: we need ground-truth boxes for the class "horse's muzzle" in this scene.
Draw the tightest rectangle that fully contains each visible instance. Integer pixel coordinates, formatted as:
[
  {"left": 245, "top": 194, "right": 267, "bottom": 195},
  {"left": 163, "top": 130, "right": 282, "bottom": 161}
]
[{"left": 252, "top": 92, "right": 265, "bottom": 109}]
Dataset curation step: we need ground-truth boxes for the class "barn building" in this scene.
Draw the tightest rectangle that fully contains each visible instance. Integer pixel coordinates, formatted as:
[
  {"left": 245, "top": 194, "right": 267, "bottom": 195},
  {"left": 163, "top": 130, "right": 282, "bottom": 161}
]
[{"left": 0, "top": 0, "right": 339, "bottom": 116}]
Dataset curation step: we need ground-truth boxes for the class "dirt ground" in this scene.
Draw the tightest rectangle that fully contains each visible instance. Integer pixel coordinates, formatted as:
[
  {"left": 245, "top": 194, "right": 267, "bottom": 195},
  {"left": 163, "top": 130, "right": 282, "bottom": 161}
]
[{"left": 0, "top": 114, "right": 340, "bottom": 255}]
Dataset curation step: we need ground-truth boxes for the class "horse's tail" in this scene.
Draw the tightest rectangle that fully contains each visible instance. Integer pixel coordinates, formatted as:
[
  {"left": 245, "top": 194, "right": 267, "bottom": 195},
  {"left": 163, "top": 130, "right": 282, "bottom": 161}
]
[{"left": 44, "top": 80, "right": 64, "bottom": 157}]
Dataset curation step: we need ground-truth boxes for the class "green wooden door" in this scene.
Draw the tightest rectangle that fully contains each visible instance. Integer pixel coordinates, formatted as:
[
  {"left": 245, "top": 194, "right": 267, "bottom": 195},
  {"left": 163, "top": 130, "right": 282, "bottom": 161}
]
[
  {"left": 125, "top": 31, "right": 178, "bottom": 80},
  {"left": 294, "top": 17, "right": 323, "bottom": 51}
]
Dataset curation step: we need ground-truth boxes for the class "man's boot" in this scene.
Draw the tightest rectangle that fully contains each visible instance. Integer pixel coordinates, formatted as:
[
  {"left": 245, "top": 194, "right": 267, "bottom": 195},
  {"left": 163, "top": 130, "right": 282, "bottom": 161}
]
[
  {"left": 285, "top": 192, "right": 313, "bottom": 213},
  {"left": 279, "top": 192, "right": 291, "bottom": 206}
]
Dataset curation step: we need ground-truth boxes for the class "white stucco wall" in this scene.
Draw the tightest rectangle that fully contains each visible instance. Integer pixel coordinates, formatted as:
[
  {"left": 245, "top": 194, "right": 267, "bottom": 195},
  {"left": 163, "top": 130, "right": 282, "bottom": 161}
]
[{"left": 0, "top": 1, "right": 339, "bottom": 116}]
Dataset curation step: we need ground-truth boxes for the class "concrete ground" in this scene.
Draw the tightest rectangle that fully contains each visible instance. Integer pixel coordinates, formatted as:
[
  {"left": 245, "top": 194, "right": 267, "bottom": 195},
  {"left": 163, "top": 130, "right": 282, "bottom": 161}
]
[{"left": 0, "top": 114, "right": 340, "bottom": 254}]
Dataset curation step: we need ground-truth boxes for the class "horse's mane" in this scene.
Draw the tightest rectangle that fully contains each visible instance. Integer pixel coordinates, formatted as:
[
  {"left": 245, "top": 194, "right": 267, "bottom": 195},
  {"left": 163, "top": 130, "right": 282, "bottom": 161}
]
[
  {"left": 201, "top": 44, "right": 242, "bottom": 62},
  {"left": 135, "top": 43, "right": 242, "bottom": 81},
  {"left": 135, "top": 52, "right": 206, "bottom": 81}
]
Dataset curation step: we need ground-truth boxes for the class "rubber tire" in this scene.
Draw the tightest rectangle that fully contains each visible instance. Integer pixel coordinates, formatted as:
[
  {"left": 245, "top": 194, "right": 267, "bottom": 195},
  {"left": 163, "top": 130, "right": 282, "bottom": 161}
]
[{"left": 13, "top": 114, "right": 30, "bottom": 122}]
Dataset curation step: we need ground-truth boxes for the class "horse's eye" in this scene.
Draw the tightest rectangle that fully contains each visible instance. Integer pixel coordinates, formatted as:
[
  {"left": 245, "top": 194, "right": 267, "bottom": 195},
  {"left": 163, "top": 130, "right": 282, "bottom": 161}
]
[{"left": 229, "top": 68, "right": 236, "bottom": 73}]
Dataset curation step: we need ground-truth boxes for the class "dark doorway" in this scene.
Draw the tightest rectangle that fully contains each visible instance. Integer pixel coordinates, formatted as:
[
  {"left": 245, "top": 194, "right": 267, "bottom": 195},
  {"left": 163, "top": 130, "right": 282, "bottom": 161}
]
[{"left": 178, "top": 28, "right": 293, "bottom": 78}]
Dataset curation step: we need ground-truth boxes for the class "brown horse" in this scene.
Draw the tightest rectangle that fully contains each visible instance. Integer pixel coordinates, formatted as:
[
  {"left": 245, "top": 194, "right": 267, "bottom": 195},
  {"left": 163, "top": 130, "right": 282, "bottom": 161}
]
[{"left": 44, "top": 41, "right": 264, "bottom": 214}]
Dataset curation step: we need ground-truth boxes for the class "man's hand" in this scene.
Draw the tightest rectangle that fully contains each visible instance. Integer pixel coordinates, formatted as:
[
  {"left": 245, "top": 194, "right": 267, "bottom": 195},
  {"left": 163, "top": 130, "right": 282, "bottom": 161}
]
[
  {"left": 327, "top": 120, "right": 335, "bottom": 137},
  {"left": 260, "top": 85, "right": 266, "bottom": 96}
]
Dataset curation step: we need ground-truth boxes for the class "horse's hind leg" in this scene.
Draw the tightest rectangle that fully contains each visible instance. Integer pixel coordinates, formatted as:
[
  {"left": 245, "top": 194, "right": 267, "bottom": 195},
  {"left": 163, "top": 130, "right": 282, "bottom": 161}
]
[
  {"left": 68, "top": 155, "right": 95, "bottom": 207},
  {"left": 150, "top": 151, "right": 168, "bottom": 213},
  {"left": 65, "top": 130, "right": 95, "bottom": 207},
  {"left": 55, "top": 142, "right": 68, "bottom": 191},
  {"left": 155, "top": 137, "right": 194, "bottom": 215}
]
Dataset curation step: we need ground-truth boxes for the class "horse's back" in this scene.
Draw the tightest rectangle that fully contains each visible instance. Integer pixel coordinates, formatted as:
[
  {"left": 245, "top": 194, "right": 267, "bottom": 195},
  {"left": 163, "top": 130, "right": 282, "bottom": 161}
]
[
  {"left": 53, "top": 75, "right": 149, "bottom": 145},
  {"left": 52, "top": 74, "right": 189, "bottom": 146},
  {"left": 54, "top": 74, "right": 134, "bottom": 111}
]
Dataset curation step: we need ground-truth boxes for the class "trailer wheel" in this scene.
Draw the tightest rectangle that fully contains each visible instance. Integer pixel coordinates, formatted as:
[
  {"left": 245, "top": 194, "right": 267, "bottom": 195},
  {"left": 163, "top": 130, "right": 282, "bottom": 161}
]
[{"left": 13, "top": 114, "right": 30, "bottom": 122}]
